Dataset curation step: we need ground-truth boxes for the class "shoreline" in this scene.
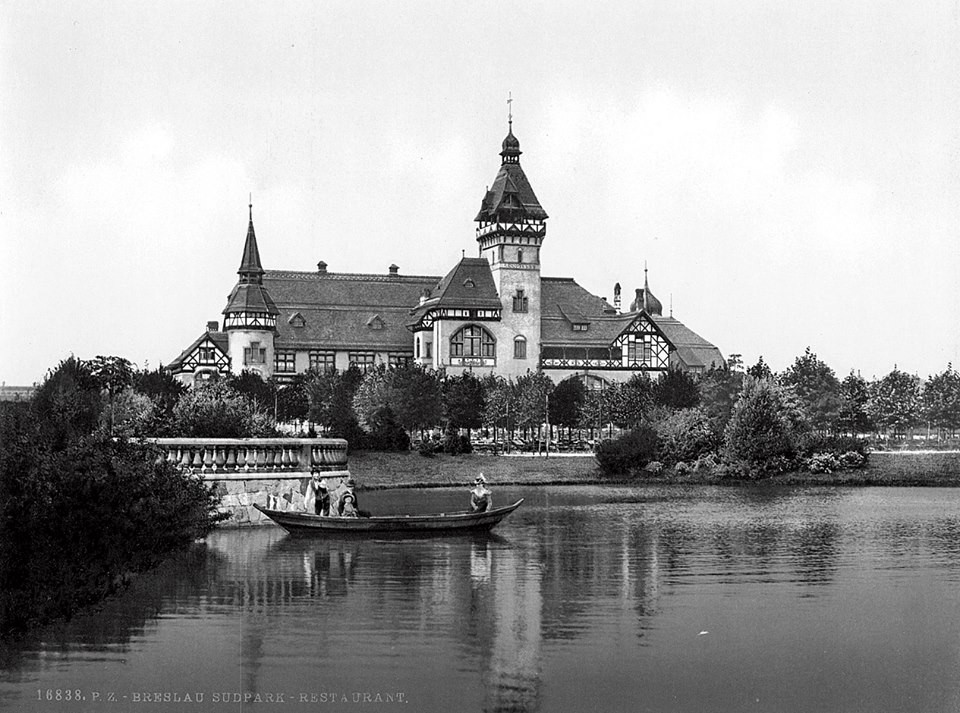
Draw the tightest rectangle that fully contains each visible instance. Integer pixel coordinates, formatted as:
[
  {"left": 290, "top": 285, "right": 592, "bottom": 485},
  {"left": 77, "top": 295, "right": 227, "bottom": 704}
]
[{"left": 348, "top": 450, "right": 960, "bottom": 490}]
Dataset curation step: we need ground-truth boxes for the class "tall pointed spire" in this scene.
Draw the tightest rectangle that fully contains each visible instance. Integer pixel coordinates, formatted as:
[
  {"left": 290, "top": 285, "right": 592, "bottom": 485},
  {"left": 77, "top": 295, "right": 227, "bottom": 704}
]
[{"left": 238, "top": 195, "right": 264, "bottom": 284}]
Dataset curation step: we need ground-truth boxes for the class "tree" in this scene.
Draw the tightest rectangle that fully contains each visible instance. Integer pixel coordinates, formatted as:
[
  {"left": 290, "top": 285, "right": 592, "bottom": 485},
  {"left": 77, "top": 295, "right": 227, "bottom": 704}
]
[
  {"left": 549, "top": 378, "right": 587, "bottom": 431},
  {"left": 274, "top": 374, "right": 310, "bottom": 424},
  {"left": 31, "top": 356, "right": 102, "bottom": 449},
  {"left": 610, "top": 373, "right": 653, "bottom": 428},
  {"left": 723, "top": 377, "right": 801, "bottom": 477},
  {"left": 228, "top": 370, "right": 276, "bottom": 414},
  {"left": 352, "top": 364, "right": 441, "bottom": 436},
  {"left": 747, "top": 356, "right": 772, "bottom": 380},
  {"left": 779, "top": 347, "right": 841, "bottom": 432},
  {"left": 700, "top": 364, "right": 744, "bottom": 434},
  {"left": 481, "top": 374, "right": 519, "bottom": 443},
  {"left": 167, "top": 380, "right": 275, "bottom": 438},
  {"left": 305, "top": 367, "right": 364, "bottom": 441},
  {"left": 652, "top": 367, "right": 701, "bottom": 410},
  {"left": 868, "top": 367, "right": 921, "bottom": 438},
  {"left": 133, "top": 366, "right": 186, "bottom": 421},
  {"left": 514, "top": 371, "right": 554, "bottom": 433},
  {"left": 442, "top": 372, "right": 485, "bottom": 430},
  {"left": 837, "top": 371, "right": 873, "bottom": 436},
  {"left": 921, "top": 365, "right": 960, "bottom": 439}
]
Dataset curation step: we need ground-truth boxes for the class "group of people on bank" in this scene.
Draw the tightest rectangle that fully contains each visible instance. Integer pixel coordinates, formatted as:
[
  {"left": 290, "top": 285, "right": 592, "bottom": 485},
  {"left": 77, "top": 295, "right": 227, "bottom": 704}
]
[{"left": 304, "top": 473, "right": 492, "bottom": 517}]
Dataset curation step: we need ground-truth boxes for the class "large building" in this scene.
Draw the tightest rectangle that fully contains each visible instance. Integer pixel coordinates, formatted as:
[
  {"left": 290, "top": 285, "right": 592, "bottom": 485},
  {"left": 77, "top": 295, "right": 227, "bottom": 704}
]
[{"left": 168, "top": 118, "right": 723, "bottom": 386}]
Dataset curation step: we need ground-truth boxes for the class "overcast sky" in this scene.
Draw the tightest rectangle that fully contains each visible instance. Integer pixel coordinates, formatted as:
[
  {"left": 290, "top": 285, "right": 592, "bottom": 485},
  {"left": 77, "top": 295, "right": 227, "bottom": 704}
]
[{"left": 2, "top": 1, "right": 958, "bottom": 386}]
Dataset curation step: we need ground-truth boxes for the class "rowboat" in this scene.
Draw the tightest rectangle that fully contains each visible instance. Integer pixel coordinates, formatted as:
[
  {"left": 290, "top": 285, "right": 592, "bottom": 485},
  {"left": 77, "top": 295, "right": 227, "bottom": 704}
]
[{"left": 253, "top": 499, "right": 524, "bottom": 536}]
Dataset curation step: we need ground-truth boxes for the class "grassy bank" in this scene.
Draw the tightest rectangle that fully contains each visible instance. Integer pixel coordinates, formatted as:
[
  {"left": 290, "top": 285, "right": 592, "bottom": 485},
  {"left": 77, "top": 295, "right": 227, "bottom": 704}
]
[{"left": 348, "top": 450, "right": 960, "bottom": 489}]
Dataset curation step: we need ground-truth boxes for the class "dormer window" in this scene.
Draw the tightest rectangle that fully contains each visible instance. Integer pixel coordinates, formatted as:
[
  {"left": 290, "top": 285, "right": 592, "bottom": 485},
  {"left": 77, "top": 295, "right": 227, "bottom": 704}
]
[
  {"left": 463, "top": 278, "right": 476, "bottom": 288},
  {"left": 289, "top": 313, "right": 306, "bottom": 328},
  {"left": 512, "top": 289, "right": 528, "bottom": 313},
  {"left": 367, "top": 315, "right": 385, "bottom": 331},
  {"left": 572, "top": 323, "right": 589, "bottom": 332}
]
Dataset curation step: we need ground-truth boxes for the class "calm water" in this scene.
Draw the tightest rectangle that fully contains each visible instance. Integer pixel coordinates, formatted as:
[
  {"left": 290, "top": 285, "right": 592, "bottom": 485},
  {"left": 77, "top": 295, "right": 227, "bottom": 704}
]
[{"left": 2, "top": 485, "right": 960, "bottom": 713}]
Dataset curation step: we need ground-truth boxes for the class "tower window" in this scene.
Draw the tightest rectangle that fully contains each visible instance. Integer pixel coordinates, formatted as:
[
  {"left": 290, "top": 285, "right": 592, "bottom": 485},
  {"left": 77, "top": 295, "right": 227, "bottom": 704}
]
[
  {"left": 450, "top": 325, "right": 495, "bottom": 358},
  {"left": 498, "top": 245, "right": 504, "bottom": 262},
  {"left": 512, "top": 289, "right": 528, "bottom": 313},
  {"left": 513, "top": 336, "right": 527, "bottom": 359},
  {"left": 244, "top": 341, "right": 266, "bottom": 365},
  {"left": 517, "top": 248, "right": 524, "bottom": 263}
]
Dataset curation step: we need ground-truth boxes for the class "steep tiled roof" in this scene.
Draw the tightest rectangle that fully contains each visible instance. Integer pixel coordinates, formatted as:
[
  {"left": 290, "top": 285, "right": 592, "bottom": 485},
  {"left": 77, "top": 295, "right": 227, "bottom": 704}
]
[
  {"left": 651, "top": 316, "right": 725, "bottom": 370},
  {"left": 222, "top": 283, "right": 279, "bottom": 316},
  {"left": 475, "top": 130, "right": 548, "bottom": 222},
  {"left": 540, "top": 277, "right": 624, "bottom": 345},
  {"left": 407, "top": 258, "right": 501, "bottom": 326},
  {"left": 266, "top": 270, "right": 438, "bottom": 350},
  {"left": 540, "top": 277, "right": 724, "bottom": 367}
]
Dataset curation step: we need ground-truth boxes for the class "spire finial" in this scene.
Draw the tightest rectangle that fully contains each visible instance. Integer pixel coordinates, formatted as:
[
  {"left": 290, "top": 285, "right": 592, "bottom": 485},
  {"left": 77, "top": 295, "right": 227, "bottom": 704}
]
[
  {"left": 507, "top": 91, "right": 513, "bottom": 130},
  {"left": 249, "top": 193, "right": 253, "bottom": 222}
]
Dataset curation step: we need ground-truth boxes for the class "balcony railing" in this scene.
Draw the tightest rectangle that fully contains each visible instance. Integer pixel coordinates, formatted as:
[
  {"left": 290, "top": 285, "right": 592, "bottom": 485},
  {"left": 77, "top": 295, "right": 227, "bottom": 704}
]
[{"left": 148, "top": 438, "right": 348, "bottom": 479}]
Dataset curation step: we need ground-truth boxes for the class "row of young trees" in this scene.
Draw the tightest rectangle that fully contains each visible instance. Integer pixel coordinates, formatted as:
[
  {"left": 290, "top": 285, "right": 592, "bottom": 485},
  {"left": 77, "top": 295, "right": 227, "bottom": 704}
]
[{"left": 58, "top": 349, "right": 960, "bottom": 447}]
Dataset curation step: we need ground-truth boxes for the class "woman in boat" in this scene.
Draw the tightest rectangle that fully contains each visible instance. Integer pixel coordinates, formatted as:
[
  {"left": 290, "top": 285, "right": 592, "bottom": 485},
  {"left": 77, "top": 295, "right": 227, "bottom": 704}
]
[{"left": 470, "top": 474, "right": 492, "bottom": 513}]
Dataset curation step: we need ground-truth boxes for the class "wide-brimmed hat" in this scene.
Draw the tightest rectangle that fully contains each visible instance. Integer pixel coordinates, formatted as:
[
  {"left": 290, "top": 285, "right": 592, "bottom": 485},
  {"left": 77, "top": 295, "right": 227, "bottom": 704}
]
[
  {"left": 317, "top": 478, "right": 328, "bottom": 489},
  {"left": 474, "top": 473, "right": 486, "bottom": 484}
]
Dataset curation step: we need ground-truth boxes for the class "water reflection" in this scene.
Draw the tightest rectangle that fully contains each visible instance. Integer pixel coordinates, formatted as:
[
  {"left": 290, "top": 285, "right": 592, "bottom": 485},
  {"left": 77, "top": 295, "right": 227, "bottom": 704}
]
[{"left": 2, "top": 486, "right": 960, "bottom": 713}]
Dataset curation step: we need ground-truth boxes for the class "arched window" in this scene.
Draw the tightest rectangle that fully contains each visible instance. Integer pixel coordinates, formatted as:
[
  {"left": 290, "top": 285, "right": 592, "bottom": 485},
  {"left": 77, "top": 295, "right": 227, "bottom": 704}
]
[
  {"left": 450, "top": 325, "right": 495, "bottom": 358},
  {"left": 517, "top": 248, "right": 524, "bottom": 263},
  {"left": 513, "top": 336, "right": 527, "bottom": 359}
]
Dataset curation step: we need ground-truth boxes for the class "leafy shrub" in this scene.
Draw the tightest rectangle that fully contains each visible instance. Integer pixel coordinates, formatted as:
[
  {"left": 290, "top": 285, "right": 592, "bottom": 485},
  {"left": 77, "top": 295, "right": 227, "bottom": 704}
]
[
  {"left": 839, "top": 451, "right": 865, "bottom": 469},
  {"left": 806, "top": 452, "right": 841, "bottom": 473},
  {"left": 594, "top": 425, "right": 658, "bottom": 476},
  {"left": 165, "top": 380, "right": 276, "bottom": 438},
  {"left": 458, "top": 434, "right": 473, "bottom": 454},
  {"left": 654, "top": 408, "right": 719, "bottom": 466}
]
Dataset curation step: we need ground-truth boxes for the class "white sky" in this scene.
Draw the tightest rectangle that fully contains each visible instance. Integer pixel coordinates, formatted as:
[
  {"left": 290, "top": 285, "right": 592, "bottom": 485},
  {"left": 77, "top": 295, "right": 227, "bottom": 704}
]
[{"left": 2, "top": 1, "right": 959, "bottom": 385}]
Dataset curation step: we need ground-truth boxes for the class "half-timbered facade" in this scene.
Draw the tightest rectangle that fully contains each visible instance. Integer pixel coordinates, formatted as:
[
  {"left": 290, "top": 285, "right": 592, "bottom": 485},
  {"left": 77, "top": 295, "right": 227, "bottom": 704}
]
[{"left": 168, "top": 116, "right": 723, "bottom": 387}]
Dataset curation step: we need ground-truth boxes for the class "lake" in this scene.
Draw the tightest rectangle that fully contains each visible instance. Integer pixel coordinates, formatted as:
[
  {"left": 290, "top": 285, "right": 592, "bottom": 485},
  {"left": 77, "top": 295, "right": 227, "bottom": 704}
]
[{"left": 2, "top": 485, "right": 960, "bottom": 712}]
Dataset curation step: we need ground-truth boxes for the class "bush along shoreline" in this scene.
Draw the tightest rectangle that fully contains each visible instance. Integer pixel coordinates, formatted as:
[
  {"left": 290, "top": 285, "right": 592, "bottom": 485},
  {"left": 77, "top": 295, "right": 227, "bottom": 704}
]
[{"left": 0, "top": 358, "right": 224, "bottom": 637}]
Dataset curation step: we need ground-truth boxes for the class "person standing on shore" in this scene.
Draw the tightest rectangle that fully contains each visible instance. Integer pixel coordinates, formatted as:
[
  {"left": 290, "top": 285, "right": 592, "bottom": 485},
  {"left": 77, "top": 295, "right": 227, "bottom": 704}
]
[{"left": 470, "top": 474, "right": 492, "bottom": 513}]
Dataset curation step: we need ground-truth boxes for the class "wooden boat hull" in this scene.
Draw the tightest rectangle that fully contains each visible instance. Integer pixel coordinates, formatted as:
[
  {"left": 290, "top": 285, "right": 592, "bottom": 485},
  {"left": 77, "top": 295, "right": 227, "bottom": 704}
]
[{"left": 254, "top": 499, "right": 524, "bottom": 536}]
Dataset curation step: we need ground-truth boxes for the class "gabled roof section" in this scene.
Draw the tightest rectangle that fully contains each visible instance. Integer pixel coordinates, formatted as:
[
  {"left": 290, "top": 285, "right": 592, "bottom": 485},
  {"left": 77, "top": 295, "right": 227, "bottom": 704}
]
[
  {"left": 651, "top": 315, "right": 725, "bottom": 370},
  {"left": 167, "top": 330, "right": 230, "bottom": 372},
  {"left": 407, "top": 257, "right": 501, "bottom": 327},
  {"left": 475, "top": 128, "right": 548, "bottom": 223},
  {"left": 430, "top": 258, "right": 500, "bottom": 308}
]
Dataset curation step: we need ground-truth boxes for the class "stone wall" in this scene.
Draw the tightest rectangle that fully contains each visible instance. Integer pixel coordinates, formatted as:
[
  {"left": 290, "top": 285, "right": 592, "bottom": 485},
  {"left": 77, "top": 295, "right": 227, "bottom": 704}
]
[{"left": 212, "top": 472, "right": 352, "bottom": 527}]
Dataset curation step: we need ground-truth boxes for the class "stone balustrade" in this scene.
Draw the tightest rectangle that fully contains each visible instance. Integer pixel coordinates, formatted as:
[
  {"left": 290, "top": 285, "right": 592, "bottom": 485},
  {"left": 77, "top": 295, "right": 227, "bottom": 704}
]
[
  {"left": 147, "top": 437, "right": 349, "bottom": 480},
  {"left": 147, "top": 438, "right": 352, "bottom": 526}
]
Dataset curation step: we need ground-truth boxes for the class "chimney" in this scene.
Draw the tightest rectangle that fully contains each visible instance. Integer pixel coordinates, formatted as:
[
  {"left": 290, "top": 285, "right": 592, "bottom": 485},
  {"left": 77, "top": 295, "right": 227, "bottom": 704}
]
[
  {"left": 206, "top": 320, "right": 219, "bottom": 332},
  {"left": 317, "top": 261, "right": 327, "bottom": 274},
  {"left": 389, "top": 264, "right": 399, "bottom": 275},
  {"left": 613, "top": 283, "right": 621, "bottom": 314}
]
